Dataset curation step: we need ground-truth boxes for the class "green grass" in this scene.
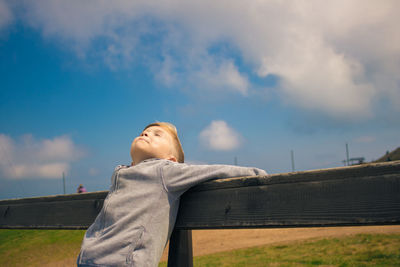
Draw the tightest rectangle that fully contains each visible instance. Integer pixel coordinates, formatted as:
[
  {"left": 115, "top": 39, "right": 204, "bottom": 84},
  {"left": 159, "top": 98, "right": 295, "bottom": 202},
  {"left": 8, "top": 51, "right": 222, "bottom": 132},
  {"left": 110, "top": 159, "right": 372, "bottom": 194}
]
[
  {"left": 1, "top": 230, "right": 400, "bottom": 266},
  {"left": 162, "top": 234, "right": 400, "bottom": 267},
  {"left": 374, "top": 147, "right": 400, "bottom": 162},
  {"left": 0, "top": 229, "right": 85, "bottom": 266}
]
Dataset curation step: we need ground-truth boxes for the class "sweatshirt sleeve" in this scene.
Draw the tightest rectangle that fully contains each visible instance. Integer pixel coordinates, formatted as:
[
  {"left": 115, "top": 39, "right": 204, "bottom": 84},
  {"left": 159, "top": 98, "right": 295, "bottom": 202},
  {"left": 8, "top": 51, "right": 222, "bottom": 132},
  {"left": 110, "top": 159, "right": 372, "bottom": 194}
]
[{"left": 161, "top": 161, "right": 267, "bottom": 194}]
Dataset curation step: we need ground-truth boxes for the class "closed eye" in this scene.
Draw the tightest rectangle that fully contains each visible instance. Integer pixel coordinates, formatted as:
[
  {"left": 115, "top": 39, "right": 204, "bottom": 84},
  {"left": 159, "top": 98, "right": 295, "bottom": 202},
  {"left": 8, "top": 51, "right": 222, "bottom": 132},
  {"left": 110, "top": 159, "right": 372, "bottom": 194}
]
[{"left": 152, "top": 129, "right": 164, "bottom": 136}]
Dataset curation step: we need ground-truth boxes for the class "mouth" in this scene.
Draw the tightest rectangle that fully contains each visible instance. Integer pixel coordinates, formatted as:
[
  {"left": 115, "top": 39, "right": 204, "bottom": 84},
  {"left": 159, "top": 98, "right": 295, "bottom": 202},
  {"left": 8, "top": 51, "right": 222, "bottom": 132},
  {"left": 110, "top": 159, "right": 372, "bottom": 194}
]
[{"left": 137, "top": 137, "right": 149, "bottom": 143}]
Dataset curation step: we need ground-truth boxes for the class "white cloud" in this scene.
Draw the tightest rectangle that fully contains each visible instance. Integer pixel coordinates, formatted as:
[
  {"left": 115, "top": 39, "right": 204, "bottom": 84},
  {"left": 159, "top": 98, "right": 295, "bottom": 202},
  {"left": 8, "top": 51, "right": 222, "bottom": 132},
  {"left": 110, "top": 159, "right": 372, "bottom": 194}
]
[
  {"left": 190, "top": 60, "right": 249, "bottom": 96},
  {"left": 38, "top": 135, "right": 85, "bottom": 161},
  {"left": 0, "top": 134, "right": 14, "bottom": 164},
  {"left": 157, "top": 56, "right": 249, "bottom": 96},
  {"left": 7, "top": 0, "right": 400, "bottom": 118},
  {"left": 0, "top": 0, "right": 13, "bottom": 30},
  {"left": 12, "top": 163, "right": 69, "bottom": 179},
  {"left": 199, "top": 120, "right": 241, "bottom": 151},
  {"left": 0, "top": 134, "right": 85, "bottom": 179},
  {"left": 354, "top": 136, "right": 376, "bottom": 144}
]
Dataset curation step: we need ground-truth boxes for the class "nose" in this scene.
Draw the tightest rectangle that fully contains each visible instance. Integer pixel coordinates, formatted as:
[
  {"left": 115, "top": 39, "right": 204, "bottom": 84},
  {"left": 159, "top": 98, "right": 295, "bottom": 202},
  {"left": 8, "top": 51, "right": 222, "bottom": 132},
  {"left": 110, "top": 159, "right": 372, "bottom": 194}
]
[{"left": 141, "top": 132, "right": 148, "bottom": 137}]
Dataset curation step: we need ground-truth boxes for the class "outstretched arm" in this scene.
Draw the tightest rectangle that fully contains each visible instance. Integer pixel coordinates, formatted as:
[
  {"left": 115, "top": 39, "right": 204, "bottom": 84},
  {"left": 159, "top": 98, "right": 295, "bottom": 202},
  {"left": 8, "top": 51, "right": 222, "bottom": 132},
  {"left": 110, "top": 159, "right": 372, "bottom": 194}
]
[{"left": 162, "top": 161, "right": 267, "bottom": 194}]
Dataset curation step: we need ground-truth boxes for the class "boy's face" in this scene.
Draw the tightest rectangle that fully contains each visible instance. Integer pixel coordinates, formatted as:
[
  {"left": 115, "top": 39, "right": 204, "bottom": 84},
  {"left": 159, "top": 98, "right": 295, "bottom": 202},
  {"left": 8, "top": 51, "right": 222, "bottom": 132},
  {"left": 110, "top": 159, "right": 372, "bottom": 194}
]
[{"left": 130, "top": 126, "right": 177, "bottom": 165}]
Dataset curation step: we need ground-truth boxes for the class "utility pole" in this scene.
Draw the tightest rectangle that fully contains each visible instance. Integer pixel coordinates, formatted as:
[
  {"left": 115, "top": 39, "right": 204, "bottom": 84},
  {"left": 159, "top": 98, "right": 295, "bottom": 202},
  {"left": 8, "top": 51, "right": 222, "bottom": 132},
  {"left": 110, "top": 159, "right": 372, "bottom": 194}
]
[
  {"left": 62, "top": 172, "right": 66, "bottom": 195},
  {"left": 234, "top": 156, "right": 238, "bottom": 166},
  {"left": 291, "top": 150, "right": 295, "bottom": 172},
  {"left": 346, "top": 143, "right": 350, "bottom": 166}
]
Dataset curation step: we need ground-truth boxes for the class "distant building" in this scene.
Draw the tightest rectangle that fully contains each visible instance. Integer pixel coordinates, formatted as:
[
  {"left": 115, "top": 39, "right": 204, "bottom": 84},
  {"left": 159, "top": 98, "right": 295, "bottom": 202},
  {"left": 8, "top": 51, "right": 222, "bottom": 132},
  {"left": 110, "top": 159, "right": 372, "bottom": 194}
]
[{"left": 348, "top": 157, "right": 365, "bottom": 165}]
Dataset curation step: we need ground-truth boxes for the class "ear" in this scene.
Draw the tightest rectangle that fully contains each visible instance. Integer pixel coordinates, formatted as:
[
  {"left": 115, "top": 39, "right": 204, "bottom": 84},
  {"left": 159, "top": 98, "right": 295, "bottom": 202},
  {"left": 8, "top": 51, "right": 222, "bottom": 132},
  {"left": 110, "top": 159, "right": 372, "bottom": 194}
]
[{"left": 168, "top": 155, "right": 177, "bottom": 162}]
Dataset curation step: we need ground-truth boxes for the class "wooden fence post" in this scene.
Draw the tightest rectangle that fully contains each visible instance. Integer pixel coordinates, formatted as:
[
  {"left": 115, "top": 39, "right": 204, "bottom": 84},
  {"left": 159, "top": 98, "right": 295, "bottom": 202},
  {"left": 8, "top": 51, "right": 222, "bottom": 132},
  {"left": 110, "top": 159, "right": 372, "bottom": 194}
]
[{"left": 167, "top": 229, "right": 193, "bottom": 267}]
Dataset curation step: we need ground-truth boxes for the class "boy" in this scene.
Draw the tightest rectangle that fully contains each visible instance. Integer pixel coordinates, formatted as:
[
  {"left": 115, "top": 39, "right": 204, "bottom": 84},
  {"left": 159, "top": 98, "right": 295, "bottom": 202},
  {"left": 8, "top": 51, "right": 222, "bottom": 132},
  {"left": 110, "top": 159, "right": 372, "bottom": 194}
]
[{"left": 77, "top": 122, "right": 267, "bottom": 266}]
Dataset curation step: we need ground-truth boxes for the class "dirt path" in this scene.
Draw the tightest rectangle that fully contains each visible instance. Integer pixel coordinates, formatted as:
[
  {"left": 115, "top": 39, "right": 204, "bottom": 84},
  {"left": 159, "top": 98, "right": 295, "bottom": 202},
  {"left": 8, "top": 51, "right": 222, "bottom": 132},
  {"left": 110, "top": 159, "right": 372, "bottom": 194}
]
[
  {"left": 160, "top": 225, "right": 400, "bottom": 261},
  {"left": 40, "top": 225, "right": 400, "bottom": 266}
]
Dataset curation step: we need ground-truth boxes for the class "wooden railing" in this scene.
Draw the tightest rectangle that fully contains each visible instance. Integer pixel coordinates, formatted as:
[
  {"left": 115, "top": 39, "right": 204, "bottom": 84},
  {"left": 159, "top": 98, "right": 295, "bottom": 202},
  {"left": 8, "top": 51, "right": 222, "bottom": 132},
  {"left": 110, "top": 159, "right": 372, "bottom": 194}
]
[{"left": 1, "top": 161, "right": 400, "bottom": 266}]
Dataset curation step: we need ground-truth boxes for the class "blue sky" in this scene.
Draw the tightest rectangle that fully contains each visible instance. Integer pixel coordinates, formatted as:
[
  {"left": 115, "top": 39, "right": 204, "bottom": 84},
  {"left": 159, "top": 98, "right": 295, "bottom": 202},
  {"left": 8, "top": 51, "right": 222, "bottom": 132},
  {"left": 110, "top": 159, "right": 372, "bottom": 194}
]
[{"left": 0, "top": 1, "right": 399, "bottom": 200}]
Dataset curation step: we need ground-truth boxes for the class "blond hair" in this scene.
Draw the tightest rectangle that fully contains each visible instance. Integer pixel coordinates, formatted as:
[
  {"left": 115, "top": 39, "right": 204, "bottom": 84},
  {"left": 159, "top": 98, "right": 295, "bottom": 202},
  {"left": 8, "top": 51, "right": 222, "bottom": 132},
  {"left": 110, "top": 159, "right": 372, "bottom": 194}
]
[{"left": 143, "top": 122, "right": 184, "bottom": 163}]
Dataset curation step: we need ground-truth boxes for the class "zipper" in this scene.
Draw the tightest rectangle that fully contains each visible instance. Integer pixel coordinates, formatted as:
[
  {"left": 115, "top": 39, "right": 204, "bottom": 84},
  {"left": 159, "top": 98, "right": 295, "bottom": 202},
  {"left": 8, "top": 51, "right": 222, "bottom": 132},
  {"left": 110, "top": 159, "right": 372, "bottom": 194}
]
[{"left": 100, "top": 167, "right": 121, "bottom": 231}]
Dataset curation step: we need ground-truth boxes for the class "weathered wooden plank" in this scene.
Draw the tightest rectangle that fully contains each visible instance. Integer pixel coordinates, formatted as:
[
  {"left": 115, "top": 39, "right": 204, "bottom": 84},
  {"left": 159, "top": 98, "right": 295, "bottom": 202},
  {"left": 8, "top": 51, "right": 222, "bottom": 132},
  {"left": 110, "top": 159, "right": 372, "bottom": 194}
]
[
  {"left": 0, "top": 161, "right": 399, "bottom": 229},
  {"left": 175, "top": 173, "right": 400, "bottom": 229},
  {"left": 190, "top": 161, "right": 400, "bottom": 192},
  {"left": 0, "top": 192, "right": 107, "bottom": 229}
]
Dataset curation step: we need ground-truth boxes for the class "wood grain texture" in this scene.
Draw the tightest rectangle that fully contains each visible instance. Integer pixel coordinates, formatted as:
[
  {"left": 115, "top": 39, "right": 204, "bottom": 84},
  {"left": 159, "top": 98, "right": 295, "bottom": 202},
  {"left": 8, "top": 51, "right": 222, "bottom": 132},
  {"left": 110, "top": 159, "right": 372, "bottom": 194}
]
[
  {"left": 0, "top": 161, "right": 399, "bottom": 229},
  {"left": 175, "top": 173, "right": 400, "bottom": 229},
  {"left": 0, "top": 192, "right": 107, "bottom": 229},
  {"left": 168, "top": 230, "right": 193, "bottom": 267}
]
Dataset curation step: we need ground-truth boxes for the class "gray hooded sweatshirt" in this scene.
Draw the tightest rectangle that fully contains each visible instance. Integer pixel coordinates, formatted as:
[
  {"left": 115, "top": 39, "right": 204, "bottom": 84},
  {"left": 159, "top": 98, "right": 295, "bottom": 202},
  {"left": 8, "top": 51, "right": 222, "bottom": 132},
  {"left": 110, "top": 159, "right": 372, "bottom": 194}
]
[{"left": 77, "top": 158, "right": 267, "bottom": 267}]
